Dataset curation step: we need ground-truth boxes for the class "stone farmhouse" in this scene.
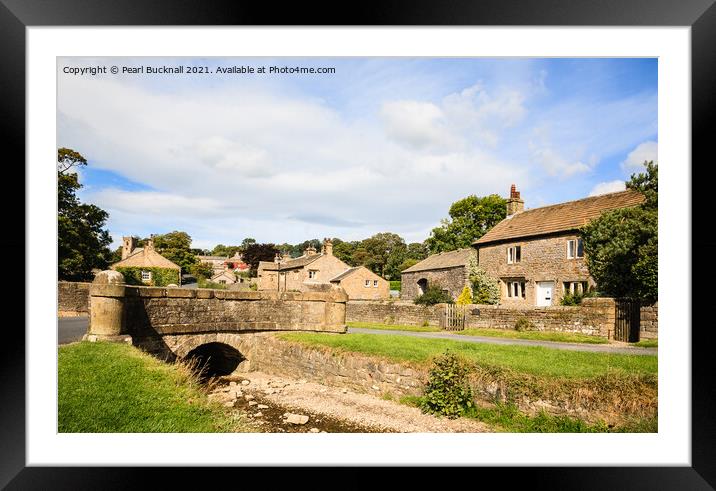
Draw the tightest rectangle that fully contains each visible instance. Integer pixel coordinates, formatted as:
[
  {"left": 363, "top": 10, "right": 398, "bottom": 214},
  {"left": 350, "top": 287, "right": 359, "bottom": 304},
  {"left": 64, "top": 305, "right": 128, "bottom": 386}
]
[
  {"left": 258, "top": 239, "right": 389, "bottom": 300},
  {"left": 400, "top": 248, "right": 475, "bottom": 301},
  {"left": 110, "top": 236, "right": 181, "bottom": 286},
  {"left": 330, "top": 266, "right": 390, "bottom": 300},
  {"left": 473, "top": 185, "right": 645, "bottom": 306}
]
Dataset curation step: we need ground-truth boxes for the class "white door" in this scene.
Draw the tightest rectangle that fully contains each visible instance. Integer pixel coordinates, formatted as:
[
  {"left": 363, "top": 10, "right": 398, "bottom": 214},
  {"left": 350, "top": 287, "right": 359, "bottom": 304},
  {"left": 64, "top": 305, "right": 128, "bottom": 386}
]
[{"left": 536, "top": 281, "right": 554, "bottom": 306}]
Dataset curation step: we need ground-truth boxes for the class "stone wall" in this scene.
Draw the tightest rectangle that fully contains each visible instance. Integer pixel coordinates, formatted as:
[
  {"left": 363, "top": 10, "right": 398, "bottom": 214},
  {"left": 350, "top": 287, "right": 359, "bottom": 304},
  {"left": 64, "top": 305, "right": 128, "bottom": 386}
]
[
  {"left": 58, "top": 281, "right": 91, "bottom": 316},
  {"left": 245, "top": 333, "right": 426, "bottom": 395},
  {"left": 346, "top": 300, "right": 442, "bottom": 326},
  {"left": 118, "top": 287, "right": 347, "bottom": 340},
  {"left": 640, "top": 302, "right": 658, "bottom": 339},
  {"left": 465, "top": 298, "right": 615, "bottom": 337},
  {"left": 400, "top": 266, "right": 468, "bottom": 301},
  {"left": 347, "top": 297, "right": 616, "bottom": 337}
]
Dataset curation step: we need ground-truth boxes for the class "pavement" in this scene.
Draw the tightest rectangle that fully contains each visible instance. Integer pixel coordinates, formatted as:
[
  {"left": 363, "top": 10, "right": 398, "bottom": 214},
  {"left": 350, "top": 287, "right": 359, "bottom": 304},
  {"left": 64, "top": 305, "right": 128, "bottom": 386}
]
[
  {"left": 346, "top": 327, "right": 658, "bottom": 356},
  {"left": 58, "top": 316, "right": 657, "bottom": 355},
  {"left": 58, "top": 316, "right": 89, "bottom": 345}
]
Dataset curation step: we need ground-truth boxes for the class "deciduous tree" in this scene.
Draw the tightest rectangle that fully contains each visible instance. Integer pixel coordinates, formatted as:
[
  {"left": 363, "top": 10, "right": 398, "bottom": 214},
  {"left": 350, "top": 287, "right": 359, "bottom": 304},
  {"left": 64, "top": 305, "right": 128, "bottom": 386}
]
[
  {"left": 57, "top": 148, "right": 112, "bottom": 281},
  {"left": 426, "top": 194, "right": 506, "bottom": 254},
  {"left": 580, "top": 161, "right": 658, "bottom": 303}
]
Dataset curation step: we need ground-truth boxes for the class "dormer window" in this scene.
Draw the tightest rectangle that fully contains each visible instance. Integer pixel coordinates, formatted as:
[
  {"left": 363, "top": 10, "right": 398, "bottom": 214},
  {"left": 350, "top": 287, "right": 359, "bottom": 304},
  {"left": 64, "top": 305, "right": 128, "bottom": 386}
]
[{"left": 507, "top": 245, "right": 521, "bottom": 264}]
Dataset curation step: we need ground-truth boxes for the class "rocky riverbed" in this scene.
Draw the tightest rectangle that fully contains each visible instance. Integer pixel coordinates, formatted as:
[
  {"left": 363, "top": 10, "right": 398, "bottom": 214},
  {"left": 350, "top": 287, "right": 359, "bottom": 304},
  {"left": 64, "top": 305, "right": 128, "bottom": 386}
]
[{"left": 209, "top": 371, "right": 490, "bottom": 433}]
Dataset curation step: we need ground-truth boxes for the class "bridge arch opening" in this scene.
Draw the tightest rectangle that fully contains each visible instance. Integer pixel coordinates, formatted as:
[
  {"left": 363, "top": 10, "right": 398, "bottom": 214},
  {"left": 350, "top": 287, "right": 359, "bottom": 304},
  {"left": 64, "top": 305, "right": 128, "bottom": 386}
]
[{"left": 183, "top": 342, "right": 245, "bottom": 380}]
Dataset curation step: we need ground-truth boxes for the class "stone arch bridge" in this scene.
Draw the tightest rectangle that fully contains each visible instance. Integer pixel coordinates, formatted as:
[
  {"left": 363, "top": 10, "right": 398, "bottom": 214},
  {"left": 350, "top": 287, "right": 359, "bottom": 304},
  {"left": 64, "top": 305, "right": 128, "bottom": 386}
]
[{"left": 87, "top": 271, "right": 347, "bottom": 375}]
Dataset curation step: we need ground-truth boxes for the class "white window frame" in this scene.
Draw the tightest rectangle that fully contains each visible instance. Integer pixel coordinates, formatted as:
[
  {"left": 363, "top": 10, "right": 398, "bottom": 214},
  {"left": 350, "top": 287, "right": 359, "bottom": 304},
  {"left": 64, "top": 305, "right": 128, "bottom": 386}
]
[
  {"left": 373, "top": 280, "right": 378, "bottom": 288},
  {"left": 507, "top": 245, "right": 521, "bottom": 264},
  {"left": 308, "top": 270, "right": 317, "bottom": 279},
  {"left": 505, "top": 280, "right": 526, "bottom": 299},
  {"left": 141, "top": 270, "right": 152, "bottom": 282},
  {"left": 564, "top": 281, "right": 588, "bottom": 294},
  {"left": 567, "top": 239, "right": 584, "bottom": 259},
  {"left": 364, "top": 279, "right": 370, "bottom": 288}
]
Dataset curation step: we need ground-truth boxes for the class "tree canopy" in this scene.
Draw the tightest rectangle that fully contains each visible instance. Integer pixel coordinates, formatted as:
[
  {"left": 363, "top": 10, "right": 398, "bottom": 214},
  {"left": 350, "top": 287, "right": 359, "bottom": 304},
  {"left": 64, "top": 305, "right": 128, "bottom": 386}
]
[
  {"left": 580, "top": 161, "right": 658, "bottom": 303},
  {"left": 149, "top": 231, "right": 197, "bottom": 274},
  {"left": 57, "top": 148, "right": 113, "bottom": 281},
  {"left": 242, "top": 243, "right": 280, "bottom": 276},
  {"left": 425, "top": 194, "right": 507, "bottom": 254}
]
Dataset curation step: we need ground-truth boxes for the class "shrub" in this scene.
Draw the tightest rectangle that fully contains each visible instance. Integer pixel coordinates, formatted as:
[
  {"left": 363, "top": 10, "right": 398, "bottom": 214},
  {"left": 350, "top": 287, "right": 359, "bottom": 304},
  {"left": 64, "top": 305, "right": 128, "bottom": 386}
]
[
  {"left": 414, "top": 285, "right": 454, "bottom": 306},
  {"left": 467, "top": 255, "right": 500, "bottom": 304},
  {"left": 389, "top": 281, "right": 401, "bottom": 291},
  {"left": 420, "top": 351, "right": 474, "bottom": 419},
  {"left": 456, "top": 286, "right": 473, "bottom": 305},
  {"left": 560, "top": 289, "right": 598, "bottom": 306},
  {"left": 514, "top": 316, "right": 532, "bottom": 332}
]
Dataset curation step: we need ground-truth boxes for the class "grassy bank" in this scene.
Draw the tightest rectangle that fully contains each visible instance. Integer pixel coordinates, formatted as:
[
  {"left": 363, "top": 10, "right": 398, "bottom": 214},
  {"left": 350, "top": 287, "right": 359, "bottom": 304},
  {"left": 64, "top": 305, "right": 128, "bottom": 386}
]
[
  {"left": 348, "top": 321, "right": 440, "bottom": 332},
  {"left": 59, "top": 341, "right": 254, "bottom": 432},
  {"left": 457, "top": 328, "right": 608, "bottom": 344},
  {"left": 348, "top": 322, "right": 608, "bottom": 344},
  {"left": 634, "top": 339, "right": 658, "bottom": 348},
  {"left": 278, "top": 332, "right": 657, "bottom": 379},
  {"left": 400, "top": 396, "right": 657, "bottom": 433}
]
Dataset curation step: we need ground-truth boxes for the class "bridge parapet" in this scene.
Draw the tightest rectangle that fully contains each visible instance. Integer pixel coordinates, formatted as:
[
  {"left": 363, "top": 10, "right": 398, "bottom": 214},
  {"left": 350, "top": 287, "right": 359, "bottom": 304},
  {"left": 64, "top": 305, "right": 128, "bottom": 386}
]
[{"left": 85, "top": 271, "right": 348, "bottom": 343}]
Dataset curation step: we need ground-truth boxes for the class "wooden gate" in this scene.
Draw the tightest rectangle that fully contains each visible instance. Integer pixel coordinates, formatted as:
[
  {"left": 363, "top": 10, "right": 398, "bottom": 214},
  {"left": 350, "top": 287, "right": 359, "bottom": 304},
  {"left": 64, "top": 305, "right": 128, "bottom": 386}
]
[
  {"left": 440, "top": 304, "right": 466, "bottom": 331},
  {"left": 614, "top": 298, "right": 641, "bottom": 342}
]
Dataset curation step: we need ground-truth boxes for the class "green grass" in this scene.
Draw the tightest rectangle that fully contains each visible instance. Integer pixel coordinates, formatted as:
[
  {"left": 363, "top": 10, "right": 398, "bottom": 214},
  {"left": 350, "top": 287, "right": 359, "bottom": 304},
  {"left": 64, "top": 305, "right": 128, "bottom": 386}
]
[
  {"left": 197, "top": 278, "right": 228, "bottom": 289},
  {"left": 347, "top": 322, "right": 607, "bottom": 343},
  {"left": 400, "top": 397, "right": 656, "bottom": 433},
  {"left": 633, "top": 339, "right": 658, "bottom": 348},
  {"left": 457, "top": 328, "right": 609, "bottom": 344},
  {"left": 59, "top": 341, "right": 254, "bottom": 433},
  {"left": 347, "top": 321, "right": 440, "bottom": 332},
  {"left": 277, "top": 332, "right": 657, "bottom": 379}
]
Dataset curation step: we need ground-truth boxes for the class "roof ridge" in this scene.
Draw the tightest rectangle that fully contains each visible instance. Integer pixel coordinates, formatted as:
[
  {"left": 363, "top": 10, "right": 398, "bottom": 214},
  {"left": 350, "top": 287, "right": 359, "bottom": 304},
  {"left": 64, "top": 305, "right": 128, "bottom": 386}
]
[{"left": 516, "top": 189, "right": 639, "bottom": 215}]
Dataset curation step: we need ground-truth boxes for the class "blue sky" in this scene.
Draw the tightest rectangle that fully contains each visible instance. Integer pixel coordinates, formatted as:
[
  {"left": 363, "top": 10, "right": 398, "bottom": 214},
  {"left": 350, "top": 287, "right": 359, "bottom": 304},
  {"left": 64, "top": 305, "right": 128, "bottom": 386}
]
[{"left": 57, "top": 57, "right": 657, "bottom": 250}]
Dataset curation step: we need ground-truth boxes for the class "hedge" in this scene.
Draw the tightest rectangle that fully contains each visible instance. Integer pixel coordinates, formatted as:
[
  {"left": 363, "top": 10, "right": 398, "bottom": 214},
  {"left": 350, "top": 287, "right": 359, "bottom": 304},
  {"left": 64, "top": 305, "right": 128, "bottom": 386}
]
[{"left": 114, "top": 267, "right": 181, "bottom": 287}]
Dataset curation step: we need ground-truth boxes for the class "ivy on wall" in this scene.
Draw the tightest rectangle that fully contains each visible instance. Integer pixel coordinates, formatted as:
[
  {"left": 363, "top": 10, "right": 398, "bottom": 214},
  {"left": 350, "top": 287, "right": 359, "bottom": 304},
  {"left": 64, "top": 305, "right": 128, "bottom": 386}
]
[{"left": 115, "top": 267, "right": 180, "bottom": 287}]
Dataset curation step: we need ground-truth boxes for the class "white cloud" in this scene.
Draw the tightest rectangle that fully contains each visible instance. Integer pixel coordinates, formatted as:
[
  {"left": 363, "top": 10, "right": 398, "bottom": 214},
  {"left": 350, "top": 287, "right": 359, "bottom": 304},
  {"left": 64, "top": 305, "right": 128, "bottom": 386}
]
[
  {"left": 589, "top": 180, "right": 626, "bottom": 196},
  {"left": 380, "top": 100, "right": 455, "bottom": 150},
  {"left": 194, "top": 137, "right": 273, "bottom": 177},
  {"left": 531, "top": 147, "right": 592, "bottom": 178},
  {"left": 623, "top": 140, "right": 658, "bottom": 169}
]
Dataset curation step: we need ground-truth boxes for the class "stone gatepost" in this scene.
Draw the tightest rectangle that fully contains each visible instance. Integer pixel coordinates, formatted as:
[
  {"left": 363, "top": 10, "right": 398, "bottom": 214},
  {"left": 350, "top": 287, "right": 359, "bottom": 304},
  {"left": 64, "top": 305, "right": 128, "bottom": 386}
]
[{"left": 84, "top": 270, "right": 132, "bottom": 343}]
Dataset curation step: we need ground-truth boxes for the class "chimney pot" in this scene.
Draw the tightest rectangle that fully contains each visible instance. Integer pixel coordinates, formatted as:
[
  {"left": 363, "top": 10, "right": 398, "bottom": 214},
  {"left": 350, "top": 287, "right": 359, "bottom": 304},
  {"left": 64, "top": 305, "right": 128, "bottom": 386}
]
[{"left": 506, "top": 184, "right": 524, "bottom": 215}]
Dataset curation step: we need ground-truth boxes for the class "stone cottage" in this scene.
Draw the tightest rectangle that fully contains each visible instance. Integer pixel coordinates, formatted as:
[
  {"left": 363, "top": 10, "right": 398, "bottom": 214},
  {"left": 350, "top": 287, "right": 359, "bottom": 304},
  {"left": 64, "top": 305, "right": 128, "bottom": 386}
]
[
  {"left": 257, "top": 239, "right": 389, "bottom": 300},
  {"left": 110, "top": 236, "right": 182, "bottom": 286},
  {"left": 329, "top": 266, "right": 390, "bottom": 300},
  {"left": 400, "top": 248, "right": 475, "bottom": 301},
  {"left": 473, "top": 185, "right": 645, "bottom": 306}
]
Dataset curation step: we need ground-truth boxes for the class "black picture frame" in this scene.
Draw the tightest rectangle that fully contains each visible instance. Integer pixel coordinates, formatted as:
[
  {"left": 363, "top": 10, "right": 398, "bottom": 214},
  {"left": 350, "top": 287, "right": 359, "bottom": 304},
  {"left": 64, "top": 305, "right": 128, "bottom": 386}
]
[{"left": 3, "top": 0, "right": 713, "bottom": 487}]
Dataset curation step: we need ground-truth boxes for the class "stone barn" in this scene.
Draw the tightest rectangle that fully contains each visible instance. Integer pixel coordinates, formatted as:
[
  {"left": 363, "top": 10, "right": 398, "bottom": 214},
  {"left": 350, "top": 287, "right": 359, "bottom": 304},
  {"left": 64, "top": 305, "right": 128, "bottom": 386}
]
[{"left": 400, "top": 248, "right": 474, "bottom": 301}]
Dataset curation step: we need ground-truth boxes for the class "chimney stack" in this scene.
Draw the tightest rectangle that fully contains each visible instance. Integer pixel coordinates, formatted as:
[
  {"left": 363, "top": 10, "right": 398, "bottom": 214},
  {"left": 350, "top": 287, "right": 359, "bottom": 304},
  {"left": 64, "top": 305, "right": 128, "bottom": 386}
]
[
  {"left": 323, "top": 238, "right": 333, "bottom": 256},
  {"left": 506, "top": 184, "right": 524, "bottom": 215},
  {"left": 145, "top": 235, "right": 155, "bottom": 253},
  {"left": 305, "top": 245, "right": 317, "bottom": 256}
]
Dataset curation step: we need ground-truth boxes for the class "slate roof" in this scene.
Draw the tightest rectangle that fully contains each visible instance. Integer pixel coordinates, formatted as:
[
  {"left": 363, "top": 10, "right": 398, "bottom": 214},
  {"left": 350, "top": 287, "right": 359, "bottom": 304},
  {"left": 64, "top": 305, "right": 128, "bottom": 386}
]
[
  {"left": 111, "top": 248, "right": 181, "bottom": 270},
  {"left": 401, "top": 248, "right": 474, "bottom": 274},
  {"left": 474, "top": 189, "right": 645, "bottom": 246}
]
